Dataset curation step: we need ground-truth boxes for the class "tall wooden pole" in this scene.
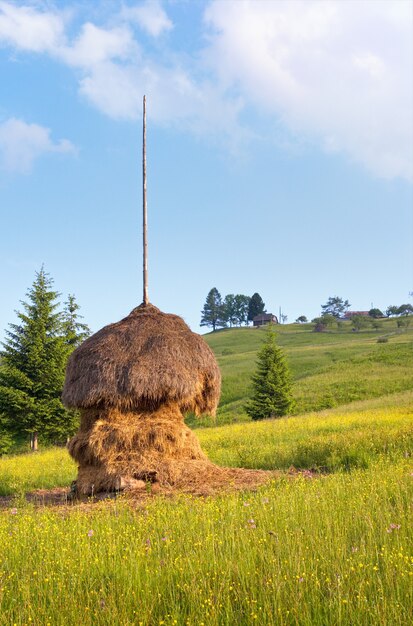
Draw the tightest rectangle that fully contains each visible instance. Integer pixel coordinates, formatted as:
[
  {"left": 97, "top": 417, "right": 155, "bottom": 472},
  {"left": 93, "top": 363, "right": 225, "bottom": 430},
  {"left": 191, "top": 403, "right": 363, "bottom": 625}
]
[{"left": 142, "top": 95, "right": 149, "bottom": 305}]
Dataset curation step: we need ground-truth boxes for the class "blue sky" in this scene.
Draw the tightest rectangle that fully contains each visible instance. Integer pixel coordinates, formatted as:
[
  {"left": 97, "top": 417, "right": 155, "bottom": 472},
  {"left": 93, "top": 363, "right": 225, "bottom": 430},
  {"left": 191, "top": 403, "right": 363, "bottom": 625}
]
[{"left": 0, "top": 0, "right": 412, "bottom": 338}]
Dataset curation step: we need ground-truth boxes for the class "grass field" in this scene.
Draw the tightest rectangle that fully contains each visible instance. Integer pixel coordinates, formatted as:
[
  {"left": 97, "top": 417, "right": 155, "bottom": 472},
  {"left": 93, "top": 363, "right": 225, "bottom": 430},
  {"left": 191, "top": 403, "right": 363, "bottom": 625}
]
[
  {"left": 199, "top": 318, "right": 413, "bottom": 425},
  {"left": 0, "top": 318, "right": 412, "bottom": 625}
]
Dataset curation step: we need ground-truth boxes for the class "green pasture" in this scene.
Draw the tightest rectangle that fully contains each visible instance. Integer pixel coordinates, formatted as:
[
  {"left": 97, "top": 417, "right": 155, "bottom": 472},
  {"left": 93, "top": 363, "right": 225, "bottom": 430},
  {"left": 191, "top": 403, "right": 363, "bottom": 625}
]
[
  {"left": 0, "top": 456, "right": 412, "bottom": 625},
  {"left": 0, "top": 317, "right": 412, "bottom": 625},
  {"left": 198, "top": 318, "right": 413, "bottom": 426}
]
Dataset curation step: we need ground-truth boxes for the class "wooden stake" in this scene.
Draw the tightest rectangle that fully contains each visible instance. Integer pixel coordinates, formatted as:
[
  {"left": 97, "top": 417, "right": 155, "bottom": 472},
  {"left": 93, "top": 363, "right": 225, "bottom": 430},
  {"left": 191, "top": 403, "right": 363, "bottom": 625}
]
[{"left": 142, "top": 95, "right": 149, "bottom": 305}]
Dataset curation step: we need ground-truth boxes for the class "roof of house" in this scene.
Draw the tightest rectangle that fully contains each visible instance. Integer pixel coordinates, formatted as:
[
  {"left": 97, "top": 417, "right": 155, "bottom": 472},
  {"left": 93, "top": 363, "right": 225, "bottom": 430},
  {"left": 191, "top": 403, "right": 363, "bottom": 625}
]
[
  {"left": 253, "top": 313, "right": 276, "bottom": 322},
  {"left": 344, "top": 311, "right": 370, "bottom": 318}
]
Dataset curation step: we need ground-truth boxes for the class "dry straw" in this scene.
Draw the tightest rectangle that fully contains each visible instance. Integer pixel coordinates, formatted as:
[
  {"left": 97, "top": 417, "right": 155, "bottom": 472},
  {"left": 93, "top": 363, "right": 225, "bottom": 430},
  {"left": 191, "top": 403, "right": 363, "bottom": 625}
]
[{"left": 63, "top": 304, "right": 273, "bottom": 495}]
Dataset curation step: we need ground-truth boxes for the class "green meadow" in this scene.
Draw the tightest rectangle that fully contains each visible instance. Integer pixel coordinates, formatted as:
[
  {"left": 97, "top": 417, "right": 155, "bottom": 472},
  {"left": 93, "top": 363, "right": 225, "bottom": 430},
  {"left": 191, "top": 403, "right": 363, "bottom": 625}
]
[
  {"left": 201, "top": 318, "right": 413, "bottom": 425},
  {"left": 0, "top": 317, "right": 412, "bottom": 625}
]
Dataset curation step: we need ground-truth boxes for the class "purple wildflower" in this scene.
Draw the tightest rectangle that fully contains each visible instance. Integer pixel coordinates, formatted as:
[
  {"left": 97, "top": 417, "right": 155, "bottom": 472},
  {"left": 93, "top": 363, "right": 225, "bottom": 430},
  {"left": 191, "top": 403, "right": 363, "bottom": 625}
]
[{"left": 387, "top": 523, "right": 401, "bottom": 533}]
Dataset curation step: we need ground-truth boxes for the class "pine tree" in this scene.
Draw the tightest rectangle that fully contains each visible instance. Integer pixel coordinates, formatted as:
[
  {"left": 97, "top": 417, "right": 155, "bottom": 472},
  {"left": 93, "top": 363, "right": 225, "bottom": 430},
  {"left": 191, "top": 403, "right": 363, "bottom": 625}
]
[
  {"left": 246, "top": 326, "right": 294, "bottom": 420},
  {"left": 0, "top": 267, "right": 87, "bottom": 449},
  {"left": 248, "top": 292, "right": 266, "bottom": 322},
  {"left": 200, "top": 288, "right": 225, "bottom": 331}
]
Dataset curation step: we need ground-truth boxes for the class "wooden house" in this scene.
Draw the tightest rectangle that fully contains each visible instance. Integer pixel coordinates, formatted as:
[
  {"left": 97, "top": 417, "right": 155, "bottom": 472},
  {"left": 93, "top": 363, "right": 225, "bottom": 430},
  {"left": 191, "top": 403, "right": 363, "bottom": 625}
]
[{"left": 253, "top": 313, "right": 278, "bottom": 327}]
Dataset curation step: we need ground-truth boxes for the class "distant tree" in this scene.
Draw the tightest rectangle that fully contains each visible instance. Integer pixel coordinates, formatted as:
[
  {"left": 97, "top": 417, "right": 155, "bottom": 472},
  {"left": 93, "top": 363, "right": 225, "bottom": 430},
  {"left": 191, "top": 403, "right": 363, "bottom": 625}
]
[
  {"left": 397, "top": 317, "right": 411, "bottom": 329},
  {"left": 397, "top": 304, "right": 413, "bottom": 316},
  {"left": 280, "top": 314, "right": 288, "bottom": 324},
  {"left": 351, "top": 315, "right": 371, "bottom": 332},
  {"left": 295, "top": 316, "right": 308, "bottom": 323},
  {"left": 200, "top": 288, "right": 225, "bottom": 331},
  {"left": 0, "top": 267, "right": 87, "bottom": 450},
  {"left": 371, "top": 320, "right": 382, "bottom": 330},
  {"left": 321, "top": 296, "right": 350, "bottom": 319},
  {"left": 385, "top": 305, "right": 399, "bottom": 317},
  {"left": 245, "top": 327, "right": 294, "bottom": 420},
  {"left": 368, "top": 308, "right": 383, "bottom": 319},
  {"left": 312, "top": 314, "right": 336, "bottom": 332},
  {"left": 248, "top": 293, "right": 266, "bottom": 322},
  {"left": 221, "top": 294, "right": 236, "bottom": 328},
  {"left": 233, "top": 295, "right": 250, "bottom": 326},
  {"left": 312, "top": 317, "right": 326, "bottom": 332}
]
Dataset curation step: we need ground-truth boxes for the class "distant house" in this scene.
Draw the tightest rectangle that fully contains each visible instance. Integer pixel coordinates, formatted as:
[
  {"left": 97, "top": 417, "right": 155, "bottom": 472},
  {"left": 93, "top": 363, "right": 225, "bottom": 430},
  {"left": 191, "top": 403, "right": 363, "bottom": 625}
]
[
  {"left": 253, "top": 313, "right": 278, "bottom": 327},
  {"left": 343, "top": 311, "right": 370, "bottom": 319}
]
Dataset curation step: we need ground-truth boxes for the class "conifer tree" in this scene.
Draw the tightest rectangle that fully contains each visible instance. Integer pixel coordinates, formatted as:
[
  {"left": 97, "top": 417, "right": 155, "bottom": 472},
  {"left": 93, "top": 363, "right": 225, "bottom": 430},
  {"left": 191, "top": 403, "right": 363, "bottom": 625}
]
[
  {"left": 200, "top": 288, "right": 225, "bottom": 331},
  {"left": 248, "top": 292, "right": 266, "bottom": 322},
  {"left": 0, "top": 267, "right": 88, "bottom": 449},
  {"left": 246, "top": 326, "right": 294, "bottom": 420}
]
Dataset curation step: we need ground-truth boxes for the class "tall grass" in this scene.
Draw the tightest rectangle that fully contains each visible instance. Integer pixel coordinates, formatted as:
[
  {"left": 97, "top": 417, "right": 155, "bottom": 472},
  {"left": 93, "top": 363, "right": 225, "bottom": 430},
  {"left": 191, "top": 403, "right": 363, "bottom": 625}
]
[
  {"left": 0, "top": 448, "right": 76, "bottom": 497},
  {"left": 199, "top": 391, "right": 413, "bottom": 471},
  {"left": 0, "top": 459, "right": 411, "bottom": 625},
  {"left": 0, "top": 393, "right": 412, "bottom": 496}
]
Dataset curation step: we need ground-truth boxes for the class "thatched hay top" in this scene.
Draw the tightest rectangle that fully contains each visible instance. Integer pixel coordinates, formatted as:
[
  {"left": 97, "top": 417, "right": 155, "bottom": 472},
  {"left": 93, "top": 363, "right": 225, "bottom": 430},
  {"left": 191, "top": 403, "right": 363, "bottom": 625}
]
[{"left": 62, "top": 303, "right": 220, "bottom": 415}]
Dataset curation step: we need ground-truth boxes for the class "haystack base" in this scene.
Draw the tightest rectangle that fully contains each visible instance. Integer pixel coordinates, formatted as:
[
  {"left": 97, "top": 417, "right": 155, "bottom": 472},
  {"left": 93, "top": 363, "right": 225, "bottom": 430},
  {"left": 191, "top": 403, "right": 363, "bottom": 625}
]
[
  {"left": 73, "top": 460, "right": 275, "bottom": 497},
  {"left": 69, "top": 405, "right": 276, "bottom": 496}
]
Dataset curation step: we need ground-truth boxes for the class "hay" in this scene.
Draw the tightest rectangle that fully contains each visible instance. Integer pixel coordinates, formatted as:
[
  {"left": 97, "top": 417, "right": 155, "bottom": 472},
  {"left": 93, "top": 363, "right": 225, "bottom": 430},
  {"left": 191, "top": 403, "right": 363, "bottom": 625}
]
[
  {"left": 63, "top": 303, "right": 220, "bottom": 415},
  {"left": 69, "top": 404, "right": 211, "bottom": 494},
  {"left": 64, "top": 303, "right": 273, "bottom": 497}
]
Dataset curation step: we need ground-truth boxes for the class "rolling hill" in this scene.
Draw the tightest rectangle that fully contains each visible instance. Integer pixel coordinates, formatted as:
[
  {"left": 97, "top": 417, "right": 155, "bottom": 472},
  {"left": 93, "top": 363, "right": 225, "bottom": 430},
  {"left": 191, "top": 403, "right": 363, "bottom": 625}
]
[{"left": 194, "top": 318, "right": 413, "bottom": 426}]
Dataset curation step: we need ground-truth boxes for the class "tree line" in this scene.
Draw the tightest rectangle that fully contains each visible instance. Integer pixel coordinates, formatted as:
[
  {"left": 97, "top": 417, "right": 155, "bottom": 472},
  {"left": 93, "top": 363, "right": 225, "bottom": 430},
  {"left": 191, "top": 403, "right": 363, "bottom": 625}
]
[
  {"left": 200, "top": 288, "right": 266, "bottom": 331},
  {"left": 0, "top": 267, "right": 89, "bottom": 454},
  {"left": 309, "top": 296, "right": 413, "bottom": 332}
]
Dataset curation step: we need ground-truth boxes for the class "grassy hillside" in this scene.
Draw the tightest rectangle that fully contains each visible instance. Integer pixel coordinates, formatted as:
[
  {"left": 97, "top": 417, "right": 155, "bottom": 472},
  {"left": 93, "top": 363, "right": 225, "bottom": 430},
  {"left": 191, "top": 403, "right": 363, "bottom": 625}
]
[{"left": 198, "top": 318, "right": 413, "bottom": 426}]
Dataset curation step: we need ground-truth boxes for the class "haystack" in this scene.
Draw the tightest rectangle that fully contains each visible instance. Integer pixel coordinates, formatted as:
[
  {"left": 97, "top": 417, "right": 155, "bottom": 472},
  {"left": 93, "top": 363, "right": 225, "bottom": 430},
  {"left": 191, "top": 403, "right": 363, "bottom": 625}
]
[{"left": 63, "top": 303, "right": 226, "bottom": 494}]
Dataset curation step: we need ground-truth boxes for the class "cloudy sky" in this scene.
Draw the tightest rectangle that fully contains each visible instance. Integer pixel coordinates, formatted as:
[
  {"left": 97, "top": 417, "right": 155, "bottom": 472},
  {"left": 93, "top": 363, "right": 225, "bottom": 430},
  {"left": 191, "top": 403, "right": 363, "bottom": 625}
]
[{"left": 0, "top": 0, "right": 412, "bottom": 336}]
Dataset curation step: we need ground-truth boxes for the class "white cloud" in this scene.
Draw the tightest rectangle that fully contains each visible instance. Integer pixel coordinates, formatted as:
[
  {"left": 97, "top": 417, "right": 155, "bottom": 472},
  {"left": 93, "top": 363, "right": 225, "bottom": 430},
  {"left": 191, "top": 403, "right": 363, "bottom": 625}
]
[
  {"left": 0, "top": 118, "right": 76, "bottom": 173},
  {"left": 78, "top": 59, "right": 247, "bottom": 151},
  {"left": 0, "top": 1, "right": 411, "bottom": 181},
  {"left": 203, "top": 0, "right": 413, "bottom": 181},
  {"left": 122, "top": 1, "right": 173, "bottom": 37},
  {"left": 0, "top": 1, "right": 64, "bottom": 52},
  {"left": 60, "top": 22, "right": 139, "bottom": 68}
]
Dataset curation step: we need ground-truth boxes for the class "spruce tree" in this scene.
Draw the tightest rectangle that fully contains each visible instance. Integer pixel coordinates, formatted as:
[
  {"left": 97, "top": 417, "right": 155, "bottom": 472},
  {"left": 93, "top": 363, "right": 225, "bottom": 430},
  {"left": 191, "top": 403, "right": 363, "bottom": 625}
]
[
  {"left": 248, "top": 292, "right": 266, "bottom": 322},
  {"left": 246, "top": 326, "right": 294, "bottom": 420},
  {"left": 0, "top": 267, "right": 87, "bottom": 449}
]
